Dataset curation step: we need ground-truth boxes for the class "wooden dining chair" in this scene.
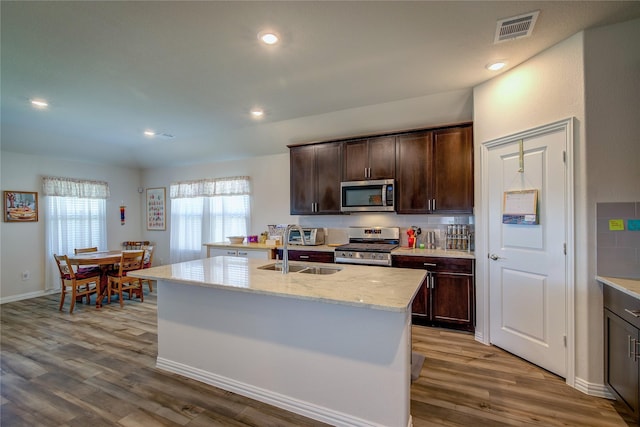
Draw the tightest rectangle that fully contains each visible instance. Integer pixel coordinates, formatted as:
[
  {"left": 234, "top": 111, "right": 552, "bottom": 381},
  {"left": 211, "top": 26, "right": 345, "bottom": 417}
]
[
  {"left": 73, "top": 247, "right": 102, "bottom": 274},
  {"left": 54, "top": 254, "right": 99, "bottom": 313},
  {"left": 107, "top": 250, "right": 144, "bottom": 307},
  {"left": 140, "top": 245, "right": 155, "bottom": 292}
]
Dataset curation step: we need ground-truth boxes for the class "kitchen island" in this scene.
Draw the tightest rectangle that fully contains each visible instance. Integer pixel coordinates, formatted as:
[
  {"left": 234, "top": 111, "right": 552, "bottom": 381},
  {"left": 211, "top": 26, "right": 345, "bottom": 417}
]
[{"left": 130, "top": 256, "right": 425, "bottom": 427}]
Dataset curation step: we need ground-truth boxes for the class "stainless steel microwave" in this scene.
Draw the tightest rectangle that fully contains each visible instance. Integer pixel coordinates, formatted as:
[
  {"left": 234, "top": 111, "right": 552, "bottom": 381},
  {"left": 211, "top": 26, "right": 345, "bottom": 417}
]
[{"left": 340, "top": 179, "right": 395, "bottom": 212}]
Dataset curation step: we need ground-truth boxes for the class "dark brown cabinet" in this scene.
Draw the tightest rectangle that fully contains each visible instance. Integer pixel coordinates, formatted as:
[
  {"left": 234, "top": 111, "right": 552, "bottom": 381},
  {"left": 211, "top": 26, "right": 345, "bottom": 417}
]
[
  {"left": 343, "top": 136, "right": 395, "bottom": 181},
  {"left": 604, "top": 285, "right": 640, "bottom": 422},
  {"left": 395, "top": 125, "right": 473, "bottom": 214},
  {"left": 393, "top": 255, "right": 475, "bottom": 332},
  {"left": 290, "top": 142, "right": 342, "bottom": 215},
  {"left": 276, "top": 249, "right": 334, "bottom": 263}
]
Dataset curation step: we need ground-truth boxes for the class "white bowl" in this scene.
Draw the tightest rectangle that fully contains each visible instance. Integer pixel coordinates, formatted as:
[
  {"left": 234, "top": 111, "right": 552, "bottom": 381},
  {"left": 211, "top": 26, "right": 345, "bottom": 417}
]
[{"left": 227, "top": 236, "right": 245, "bottom": 244}]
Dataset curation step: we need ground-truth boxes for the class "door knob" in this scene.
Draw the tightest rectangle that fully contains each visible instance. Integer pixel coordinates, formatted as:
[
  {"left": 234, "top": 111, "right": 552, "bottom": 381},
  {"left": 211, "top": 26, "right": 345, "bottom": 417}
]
[{"left": 489, "top": 254, "right": 502, "bottom": 260}]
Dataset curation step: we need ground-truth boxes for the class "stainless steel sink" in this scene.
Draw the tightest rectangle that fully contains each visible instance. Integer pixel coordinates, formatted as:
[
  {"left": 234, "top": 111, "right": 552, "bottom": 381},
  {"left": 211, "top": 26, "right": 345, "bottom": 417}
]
[
  {"left": 298, "top": 266, "right": 342, "bottom": 275},
  {"left": 258, "top": 263, "right": 308, "bottom": 272},
  {"left": 258, "top": 263, "right": 342, "bottom": 275}
]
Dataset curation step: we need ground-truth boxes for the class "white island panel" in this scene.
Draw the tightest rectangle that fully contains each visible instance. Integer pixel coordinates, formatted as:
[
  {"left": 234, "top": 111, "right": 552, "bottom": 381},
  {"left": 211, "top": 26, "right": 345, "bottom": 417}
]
[{"left": 131, "top": 257, "right": 424, "bottom": 426}]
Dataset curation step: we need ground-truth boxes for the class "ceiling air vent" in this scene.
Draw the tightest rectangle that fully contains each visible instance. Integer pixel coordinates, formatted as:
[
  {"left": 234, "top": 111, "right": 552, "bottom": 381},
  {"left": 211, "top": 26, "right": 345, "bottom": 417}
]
[{"left": 494, "top": 10, "right": 539, "bottom": 44}]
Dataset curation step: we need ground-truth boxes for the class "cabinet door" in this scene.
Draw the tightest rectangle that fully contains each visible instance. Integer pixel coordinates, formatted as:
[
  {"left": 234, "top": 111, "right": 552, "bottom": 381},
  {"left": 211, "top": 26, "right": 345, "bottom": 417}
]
[
  {"left": 343, "top": 139, "right": 369, "bottom": 181},
  {"left": 605, "top": 310, "right": 639, "bottom": 417},
  {"left": 290, "top": 145, "right": 316, "bottom": 214},
  {"left": 367, "top": 136, "right": 395, "bottom": 179},
  {"left": 431, "top": 273, "right": 474, "bottom": 329},
  {"left": 412, "top": 279, "right": 428, "bottom": 316},
  {"left": 314, "top": 142, "right": 342, "bottom": 214},
  {"left": 395, "top": 132, "right": 431, "bottom": 213},
  {"left": 432, "top": 126, "right": 473, "bottom": 213}
]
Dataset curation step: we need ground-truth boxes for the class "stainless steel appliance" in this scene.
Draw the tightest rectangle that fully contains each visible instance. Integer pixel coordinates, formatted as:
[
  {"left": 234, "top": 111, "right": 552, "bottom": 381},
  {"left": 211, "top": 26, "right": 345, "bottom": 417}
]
[
  {"left": 287, "top": 227, "right": 325, "bottom": 245},
  {"left": 334, "top": 227, "right": 399, "bottom": 266},
  {"left": 340, "top": 179, "right": 395, "bottom": 212}
]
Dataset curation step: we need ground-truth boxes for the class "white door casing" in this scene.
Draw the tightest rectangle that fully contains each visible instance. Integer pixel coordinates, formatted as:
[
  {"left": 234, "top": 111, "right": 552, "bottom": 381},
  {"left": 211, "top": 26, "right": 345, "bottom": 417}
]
[{"left": 482, "top": 118, "right": 575, "bottom": 382}]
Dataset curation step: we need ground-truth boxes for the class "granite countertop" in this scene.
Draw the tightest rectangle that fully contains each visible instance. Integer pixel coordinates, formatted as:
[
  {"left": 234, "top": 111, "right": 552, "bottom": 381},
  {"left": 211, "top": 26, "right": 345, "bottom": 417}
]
[
  {"left": 597, "top": 275, "right": 640, "bottom": 300},
  {"left": 130, "top": 256, "right": 426, "bottom": 312},
  {"left": 203, "top": 242, "right": 476, "bottom": 259}
]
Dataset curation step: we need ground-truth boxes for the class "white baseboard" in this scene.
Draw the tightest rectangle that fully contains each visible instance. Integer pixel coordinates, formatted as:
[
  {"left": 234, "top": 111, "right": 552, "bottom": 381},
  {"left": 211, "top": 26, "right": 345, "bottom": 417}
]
[
  {"left": 157, "top": 357, "right": 389, "bottom": 427},
  {"left": 0, "top": 289, "right": 57, "bottom": 304},
  {"left": 574, "top": 376, "right": 615, "bottom": 399}
]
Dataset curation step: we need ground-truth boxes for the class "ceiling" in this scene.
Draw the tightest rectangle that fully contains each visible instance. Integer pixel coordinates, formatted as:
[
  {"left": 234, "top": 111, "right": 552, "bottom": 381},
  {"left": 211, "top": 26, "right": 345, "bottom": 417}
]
[{"left": 2, "top": 1, "right": 640, "bottom": 169}]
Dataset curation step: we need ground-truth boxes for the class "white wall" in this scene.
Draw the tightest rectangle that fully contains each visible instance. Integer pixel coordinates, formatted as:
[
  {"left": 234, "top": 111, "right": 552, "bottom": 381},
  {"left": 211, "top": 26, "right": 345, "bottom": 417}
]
[
  {"left": 0, "top": 151, "right": 142, "bottom": 300},
  {"left": 140, "top": 89, "right": 474, "bottom": 266},
  {"left": 473, "top": 18, "right": 640, "bottom": 392}
]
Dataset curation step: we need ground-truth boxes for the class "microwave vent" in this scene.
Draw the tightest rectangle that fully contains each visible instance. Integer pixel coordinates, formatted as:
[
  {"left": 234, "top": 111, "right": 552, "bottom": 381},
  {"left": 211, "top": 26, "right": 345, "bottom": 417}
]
[{"left": 494, "top": 10, "right": 539, "bottom": 44}]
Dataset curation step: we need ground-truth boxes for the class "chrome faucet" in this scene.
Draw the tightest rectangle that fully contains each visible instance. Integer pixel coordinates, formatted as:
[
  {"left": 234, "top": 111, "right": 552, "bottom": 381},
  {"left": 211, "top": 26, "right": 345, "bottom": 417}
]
[{"left": 282, "top": 224, "right": 307, "bottom": 274}]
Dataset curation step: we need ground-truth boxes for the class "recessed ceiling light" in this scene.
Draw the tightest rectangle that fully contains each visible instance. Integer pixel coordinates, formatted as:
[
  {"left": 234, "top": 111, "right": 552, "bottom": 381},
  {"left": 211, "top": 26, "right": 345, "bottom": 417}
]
[
  {"left": 258, "top": 31, "right": 279, "bottom": 45},
  {"left": 30, "top": 99, "right": 48, "bottom": 108},
  {"left": 144, "top": 130, "right": 156, "bottom": 137},
  {"left": 486, "top": 61, "right": 507, "bottom": 71},
  {"left": 250, "top": 108, "right": 264, "bottom": 118}
]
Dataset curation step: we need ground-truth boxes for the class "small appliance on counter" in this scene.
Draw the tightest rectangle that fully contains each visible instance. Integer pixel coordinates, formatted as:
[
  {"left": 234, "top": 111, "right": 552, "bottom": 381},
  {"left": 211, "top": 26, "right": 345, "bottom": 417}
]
[{"left": 287, "top": 228, "right": 325, "bottom": 246}]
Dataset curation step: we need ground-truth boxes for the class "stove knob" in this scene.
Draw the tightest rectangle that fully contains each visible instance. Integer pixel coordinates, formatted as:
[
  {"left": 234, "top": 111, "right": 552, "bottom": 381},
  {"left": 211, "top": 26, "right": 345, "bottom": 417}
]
[{"left": 349, "top": 252, "right": 354, "bottom": 257}]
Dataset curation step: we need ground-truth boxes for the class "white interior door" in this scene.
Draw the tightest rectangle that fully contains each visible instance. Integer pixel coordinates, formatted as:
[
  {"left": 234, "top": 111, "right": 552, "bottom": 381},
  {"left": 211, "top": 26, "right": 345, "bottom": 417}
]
[{"left": 487, "top": 125, "right": 568, "bottom": 377}]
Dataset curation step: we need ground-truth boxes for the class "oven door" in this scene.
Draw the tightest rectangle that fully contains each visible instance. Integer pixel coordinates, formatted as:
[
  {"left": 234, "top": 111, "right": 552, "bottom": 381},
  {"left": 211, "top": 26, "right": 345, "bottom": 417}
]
[{"left": 340, "top": 179, "right": 395, "bottom": 212}]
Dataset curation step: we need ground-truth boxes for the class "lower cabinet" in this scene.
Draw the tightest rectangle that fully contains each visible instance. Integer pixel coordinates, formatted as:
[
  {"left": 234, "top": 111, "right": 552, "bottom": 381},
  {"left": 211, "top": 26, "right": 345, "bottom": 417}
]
[
  {"left": 392, "top": 255, "right": 475, "bottom": 332},
  {"left": 604, "top": 285, "right": 640, "bottom": 422},
  {"left": 276, "top": 249, "right": 335, "bottom": 263},
  {"left": 208, "top": 248, "right": 273, "bottom": 259}
]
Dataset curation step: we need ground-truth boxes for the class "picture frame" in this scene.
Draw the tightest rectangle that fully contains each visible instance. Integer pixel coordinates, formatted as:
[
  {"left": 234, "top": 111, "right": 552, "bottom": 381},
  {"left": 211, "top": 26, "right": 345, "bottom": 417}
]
[
  {"left": 146, "top": 187, "right": 166, "bottom": 230},
  {"left": 4, "top": 191, "right": 38, "bottom": 222}
]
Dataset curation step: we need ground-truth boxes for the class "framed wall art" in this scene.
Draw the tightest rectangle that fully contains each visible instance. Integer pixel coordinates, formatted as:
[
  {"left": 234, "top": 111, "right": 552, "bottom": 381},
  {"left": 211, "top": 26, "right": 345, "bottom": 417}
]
[
  {"left": 4, "top": 191, "right": 38, "bottom": 222},
  {"left": 146, "top": 187, "right": 166, "bottom": 230}
]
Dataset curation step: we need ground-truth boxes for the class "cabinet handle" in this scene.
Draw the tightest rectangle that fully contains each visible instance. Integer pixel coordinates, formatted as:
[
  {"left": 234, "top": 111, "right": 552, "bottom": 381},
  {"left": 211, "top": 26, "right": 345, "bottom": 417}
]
[
  {"left": 428, "top": 199, "right": 431, "bottom": 211},
  {"left": 364, "top": 168, "right": 368, "bottom": 178},
  {"left": 226, "top": 251, "right": 236, "bottom": 255},
  {"left": 423, "top": 262, "right": 437, "bottom": 268},
  {"left": 299, "top": 255, "right": 310, "bottom": 259},
  {"left": 238, "top": 252, "right": 248, "bottom": 256},
  {"left": 636, "top": 340, "right": 640, "bottom": 362},
  {"left": 433, "top": 199, "right": 436, "bottom": 211},
  {"left": 630, "top": 336, "right": 636, "bottom": 359},
  {"left": 624, "top": 308, "right": 640, "bottom": 317}
]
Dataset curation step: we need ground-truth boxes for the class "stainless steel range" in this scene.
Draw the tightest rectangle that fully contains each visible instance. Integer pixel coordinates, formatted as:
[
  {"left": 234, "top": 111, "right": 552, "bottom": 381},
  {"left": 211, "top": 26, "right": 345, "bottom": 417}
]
[{"left": 334, "top": 227, "right": 399, "bottom": 266}]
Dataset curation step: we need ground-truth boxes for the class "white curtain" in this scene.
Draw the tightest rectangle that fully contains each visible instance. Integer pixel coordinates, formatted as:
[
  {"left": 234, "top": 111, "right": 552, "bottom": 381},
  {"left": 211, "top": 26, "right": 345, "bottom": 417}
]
[
  {"left": 43, "top": 177, "right": 109, "bottom": 290},
  {"left": 170, "top": 177, "right": 251, "bottom": 263}
]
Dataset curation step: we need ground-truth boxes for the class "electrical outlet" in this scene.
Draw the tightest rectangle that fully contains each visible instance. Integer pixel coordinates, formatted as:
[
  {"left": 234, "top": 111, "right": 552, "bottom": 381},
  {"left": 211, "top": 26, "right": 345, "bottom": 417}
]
[{"left": 22, "top": 270, "right": 30, "bottom": 281}]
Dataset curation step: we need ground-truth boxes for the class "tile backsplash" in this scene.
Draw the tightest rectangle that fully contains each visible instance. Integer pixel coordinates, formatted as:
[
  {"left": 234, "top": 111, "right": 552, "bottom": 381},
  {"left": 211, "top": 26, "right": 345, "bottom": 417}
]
[{"left": 597, "top": 202, "right": 640, "bottom": 279}]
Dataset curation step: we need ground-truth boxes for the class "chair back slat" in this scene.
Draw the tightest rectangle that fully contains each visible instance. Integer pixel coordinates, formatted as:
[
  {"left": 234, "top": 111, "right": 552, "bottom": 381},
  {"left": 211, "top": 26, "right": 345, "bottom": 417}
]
[
  {"left": 122, "top": 241, "right": 150, "bottom": 250},
  {"left": 75, "top": 247, "right": 98, "bottom": 254}
]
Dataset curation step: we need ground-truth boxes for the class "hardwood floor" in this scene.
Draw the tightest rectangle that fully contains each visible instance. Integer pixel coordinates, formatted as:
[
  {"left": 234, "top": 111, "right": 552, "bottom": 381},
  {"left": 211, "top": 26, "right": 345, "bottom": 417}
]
[{"left": 1, "top": 291, "right": 635, "bottom": 426}]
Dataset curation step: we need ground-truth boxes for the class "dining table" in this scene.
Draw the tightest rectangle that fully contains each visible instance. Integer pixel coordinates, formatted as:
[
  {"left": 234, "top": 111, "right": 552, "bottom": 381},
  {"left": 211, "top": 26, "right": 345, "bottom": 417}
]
[{"left": 66, "top": 250, "right": 125, "bottom": 308}]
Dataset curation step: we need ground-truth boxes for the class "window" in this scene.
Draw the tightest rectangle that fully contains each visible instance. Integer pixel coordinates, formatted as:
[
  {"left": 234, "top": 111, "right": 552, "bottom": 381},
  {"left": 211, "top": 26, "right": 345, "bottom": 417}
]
[
  {"left": 170, "top": 176, "right": 251, "bottom": 263},
  {"left": 43, "top": 176, "right": 109, "bottom": 290}
]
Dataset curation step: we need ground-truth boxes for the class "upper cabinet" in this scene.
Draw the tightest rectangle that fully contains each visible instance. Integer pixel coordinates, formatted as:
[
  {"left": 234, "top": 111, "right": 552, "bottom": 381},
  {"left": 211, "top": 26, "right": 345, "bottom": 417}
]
[
  {"left": 396, "top": 125, "right": 473, "bottom": 214},
  {"left": 289, "top": 122, "right": 473, "bottom": 215},
  {"left": 343, "top": 136, "right": 395, "bottom": 181},
  {"left": 432, "top": 126, "right": 473, "bottom": 213},
  {"left": 290, "top": 142, "right": 342, "bottom": 215}
]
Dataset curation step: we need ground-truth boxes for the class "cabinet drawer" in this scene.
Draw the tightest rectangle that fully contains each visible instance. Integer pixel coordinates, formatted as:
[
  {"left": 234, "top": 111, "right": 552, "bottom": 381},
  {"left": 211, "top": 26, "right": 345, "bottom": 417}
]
[
  {"left": 392, "top": 255, "right": 473, "bottom": 274},
  {"left": 604, "top": 285, "right": 640, "bottom": 329},
  {"left": 277, "top": 249, "right": 335, "bottom": 264}
]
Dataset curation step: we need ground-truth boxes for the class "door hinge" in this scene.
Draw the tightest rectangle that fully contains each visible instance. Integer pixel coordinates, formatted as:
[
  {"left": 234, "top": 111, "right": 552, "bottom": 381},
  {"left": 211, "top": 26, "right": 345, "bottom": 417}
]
[
  {"left": 563, "top": 243, "right": 566, "bottom": 255},
  {"left": 563, "top": 335, "right": 567, "bottom": 347},
  {"left": 562, "top": 151, "right": 566, "bottom": 163}
]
